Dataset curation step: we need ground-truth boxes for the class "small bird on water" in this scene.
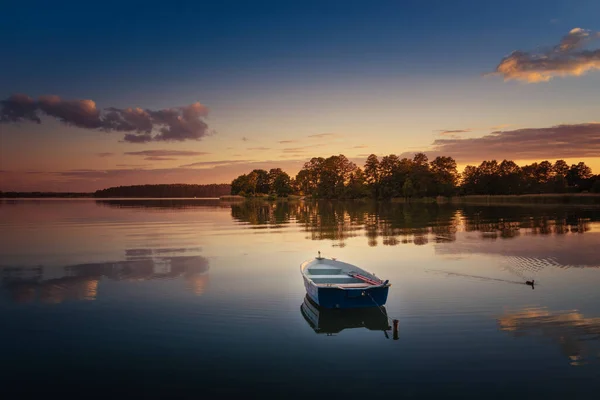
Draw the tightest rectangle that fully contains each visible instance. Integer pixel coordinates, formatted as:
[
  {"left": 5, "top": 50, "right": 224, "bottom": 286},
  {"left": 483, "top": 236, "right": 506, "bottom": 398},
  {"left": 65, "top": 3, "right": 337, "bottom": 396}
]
[{"left": 526, "top": 280, "right": 535, "bottom": 289}]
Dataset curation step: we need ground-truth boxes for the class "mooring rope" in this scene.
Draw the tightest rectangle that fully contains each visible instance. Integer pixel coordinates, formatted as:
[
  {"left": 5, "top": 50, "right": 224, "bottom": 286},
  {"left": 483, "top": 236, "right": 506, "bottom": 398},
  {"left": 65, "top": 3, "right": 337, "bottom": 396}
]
[{"left": 365, "top": 290, "right": 398, "bottom": 324}]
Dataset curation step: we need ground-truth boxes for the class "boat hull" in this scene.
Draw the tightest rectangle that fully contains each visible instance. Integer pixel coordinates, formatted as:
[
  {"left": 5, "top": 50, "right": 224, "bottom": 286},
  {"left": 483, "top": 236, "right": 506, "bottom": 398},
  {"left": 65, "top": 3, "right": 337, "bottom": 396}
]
[{"left": 302, "top": 274, "right": 389, "bottom": 309}]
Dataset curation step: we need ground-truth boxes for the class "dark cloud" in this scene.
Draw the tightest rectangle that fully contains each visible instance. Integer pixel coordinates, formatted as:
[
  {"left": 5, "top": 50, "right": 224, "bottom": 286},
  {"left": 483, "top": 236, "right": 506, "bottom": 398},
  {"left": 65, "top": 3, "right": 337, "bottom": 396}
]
[
  {"left": 144, "top": 157, "right": 177, "bottom": 161},
  {"left": 179, "top": 159, "right": 254, "bottom": 168},
  {"left": 490, "top": 28, "right": 600, "bottom": 82},
  {"left": 0, "top": 94, "right": 40, "bottom": 123},
  {"left": 0, "top": 94, "right": 211, "bottom": 143},
  {"left": 282, "top": 144, "right": 322, "bottom": 153},
  {"left": 116, "top": 164, "right": 151, "bottom": 167},
  {"left": 124, "top": 150, "right": 209, "bottom": 157},
  {"left": 123, "top": 133, "right": 153, "bottom": 143},
  {"left": 96, "top": 152, "right": 114, "bottom": 157},
  {"left": 308, "top": 133, "right": 338, "bottom": 139},
  {"left": 247, "top": 147, "right": 270, "bottom": 151},
  {"left": 278, "top": 140, "right": 297, "bottom": 144},
  {"left": 352, "top": 145, "right": 368, "bottom": 149},
  {"left": 242, "top": 137, "right": 249, "bottom": 141},
  {"left": 431, "top": 122, "right": 600, "bottom": 161}
]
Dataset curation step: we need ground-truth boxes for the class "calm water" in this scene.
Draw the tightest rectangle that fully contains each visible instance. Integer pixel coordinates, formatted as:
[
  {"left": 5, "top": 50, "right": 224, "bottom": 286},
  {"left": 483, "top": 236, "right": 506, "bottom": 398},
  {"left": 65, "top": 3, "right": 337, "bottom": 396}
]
[{"left": 1, "top": 199, "right": 600, "bottom": 398}]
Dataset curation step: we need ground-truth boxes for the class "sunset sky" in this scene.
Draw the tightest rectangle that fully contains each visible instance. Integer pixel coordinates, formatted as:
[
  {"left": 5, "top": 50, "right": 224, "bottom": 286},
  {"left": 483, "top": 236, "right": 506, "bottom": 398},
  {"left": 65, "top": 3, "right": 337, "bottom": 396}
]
[{"left": 1, "top": 0, "right": 600, "bottom": 191}]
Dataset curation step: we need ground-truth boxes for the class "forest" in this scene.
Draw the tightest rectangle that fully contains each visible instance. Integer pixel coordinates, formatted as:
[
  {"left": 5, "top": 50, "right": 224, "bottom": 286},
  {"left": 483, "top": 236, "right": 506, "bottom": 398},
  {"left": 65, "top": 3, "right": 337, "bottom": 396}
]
[
  {"left": 94, "top": 184, "right": 231, "bottom": 198},
  {"left": 230, "top": 153, "right": 600, "bottom": 199}
]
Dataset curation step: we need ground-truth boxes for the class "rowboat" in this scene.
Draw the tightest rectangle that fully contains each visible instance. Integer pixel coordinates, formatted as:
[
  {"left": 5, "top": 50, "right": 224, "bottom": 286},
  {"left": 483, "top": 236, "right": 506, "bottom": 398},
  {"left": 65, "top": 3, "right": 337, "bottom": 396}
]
[
  {"left": 300, "top": 253, "right": 390, "bottom": 309},
  {"left": 300, "top": 295, "right": 391, "bottom": 335}
]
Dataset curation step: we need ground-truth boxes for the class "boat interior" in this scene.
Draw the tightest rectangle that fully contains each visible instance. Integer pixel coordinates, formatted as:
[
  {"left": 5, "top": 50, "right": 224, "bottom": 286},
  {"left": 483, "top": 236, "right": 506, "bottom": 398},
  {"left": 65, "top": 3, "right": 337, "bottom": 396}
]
[{"left": 305, "top": 264, "right": 376, "bottom": 288}]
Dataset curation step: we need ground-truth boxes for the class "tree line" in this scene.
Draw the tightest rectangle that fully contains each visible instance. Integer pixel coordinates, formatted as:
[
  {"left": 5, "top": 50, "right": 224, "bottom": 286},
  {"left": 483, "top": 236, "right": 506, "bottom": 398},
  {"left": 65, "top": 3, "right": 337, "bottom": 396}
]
[
  {"left": 94, "top": 184, "right": 231, "bottom": 198},
  {"left": 230, "top": 153, "right": 600, "bottom": 198}
]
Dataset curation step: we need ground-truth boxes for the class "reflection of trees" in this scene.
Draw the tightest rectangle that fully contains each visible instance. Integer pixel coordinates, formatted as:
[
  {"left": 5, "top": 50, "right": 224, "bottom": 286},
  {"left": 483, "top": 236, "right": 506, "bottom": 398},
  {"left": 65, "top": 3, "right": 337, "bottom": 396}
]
[
  {"left": 230, "top": 201, "right": 600, "bottom": 247},
  {"left": 461, "top": 206, "right": 598, "bottom": 240},
  {"left": 498, "top": 307, "right": 600, "bottom": 366},
  {"left": 231, "top": 200, "right": 460, "bottom": 247},
  {"left": 1, "top": 253, "right": 210, "bottom": 304}
]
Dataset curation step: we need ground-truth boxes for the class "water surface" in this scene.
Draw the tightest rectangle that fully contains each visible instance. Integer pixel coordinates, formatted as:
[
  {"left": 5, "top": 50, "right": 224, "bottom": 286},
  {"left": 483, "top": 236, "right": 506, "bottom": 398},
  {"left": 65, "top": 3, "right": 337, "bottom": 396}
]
[{"left": 1, "top": 199, "right": 600, "bottom": 398}]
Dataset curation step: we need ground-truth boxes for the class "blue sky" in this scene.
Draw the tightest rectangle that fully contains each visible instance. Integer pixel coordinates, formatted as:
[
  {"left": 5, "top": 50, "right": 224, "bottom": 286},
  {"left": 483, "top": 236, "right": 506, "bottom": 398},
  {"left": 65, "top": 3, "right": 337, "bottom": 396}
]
[{"left": 1, "top": 0, "right": 600, "bottom": 190}]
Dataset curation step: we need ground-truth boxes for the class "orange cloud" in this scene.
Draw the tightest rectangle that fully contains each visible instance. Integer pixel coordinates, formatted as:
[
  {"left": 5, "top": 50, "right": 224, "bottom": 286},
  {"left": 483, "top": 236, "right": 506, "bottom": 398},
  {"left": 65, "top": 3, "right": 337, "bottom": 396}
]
[{"left": 489, "top": 28, "right": 600, "bottom": 83}]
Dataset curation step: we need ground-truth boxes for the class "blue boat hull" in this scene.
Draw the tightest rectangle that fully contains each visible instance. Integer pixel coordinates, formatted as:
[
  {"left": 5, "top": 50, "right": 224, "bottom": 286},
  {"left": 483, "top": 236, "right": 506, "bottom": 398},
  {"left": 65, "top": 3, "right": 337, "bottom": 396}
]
[{"left": 303, "top": 275, "right": 389, "bottom": 309}]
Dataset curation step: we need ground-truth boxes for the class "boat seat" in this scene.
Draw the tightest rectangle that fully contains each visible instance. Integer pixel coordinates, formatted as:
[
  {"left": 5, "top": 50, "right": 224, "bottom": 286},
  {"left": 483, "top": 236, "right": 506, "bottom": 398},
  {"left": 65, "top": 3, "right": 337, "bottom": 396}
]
[
  {"left": 309, "top": 276, "right": 365, "bottom": 284},
  {"left": 306, "top": 268, "right": 343, "bottom": 275},
  {"left": 307, "top": 274, "right": 355, "bottom": 279}
]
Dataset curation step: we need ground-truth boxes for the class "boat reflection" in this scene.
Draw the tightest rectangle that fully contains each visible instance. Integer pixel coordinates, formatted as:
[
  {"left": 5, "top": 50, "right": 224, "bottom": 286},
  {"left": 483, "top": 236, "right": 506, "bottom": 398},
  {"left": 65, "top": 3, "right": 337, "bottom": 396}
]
[{"left": 300, "top": 295, "right": 392, "bottom": 337}]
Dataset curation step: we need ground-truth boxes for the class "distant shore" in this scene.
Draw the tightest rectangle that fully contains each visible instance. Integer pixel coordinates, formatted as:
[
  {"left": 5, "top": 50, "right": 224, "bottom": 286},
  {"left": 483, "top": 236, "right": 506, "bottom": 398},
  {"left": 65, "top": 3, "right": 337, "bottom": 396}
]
[{"left": 3, "top": 192, "right": 600, "bottom": 205}]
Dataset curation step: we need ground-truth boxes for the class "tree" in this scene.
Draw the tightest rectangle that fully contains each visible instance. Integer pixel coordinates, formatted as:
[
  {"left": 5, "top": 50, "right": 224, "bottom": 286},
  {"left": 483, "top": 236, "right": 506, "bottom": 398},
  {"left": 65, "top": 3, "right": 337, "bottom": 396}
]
[
  {"left": 345, "top": 168, "right": 369, "bottom": 198},
  {"left": 269, "top": 169, "right": 292, "bottom": 197},
  {"left": 364, "top": 154, "right": 380, "bottom": 197},
  {"left": 535, "top": 161, "right": 553, "bottom": 185},
  {"left": 592, "top": 179, "right": 600, "bottom": 194},
  {"left": 402, "top": 178, "right": 414, "bottom": 198},
  {"left": 430, "top": 156, "right": 458, "bottom": 196},
  {"left": 498, "top": 160, "right": 522, "bottom": 194},
  {"left": 251, "top": 169, "right": 270, "bottom": 194},
  {"left": 553, "top": 160, "right": 569, "bottom": 177},
  {"left": 231, "top": 174, "right": 251, "bottom": 195},
  {"left": 567, "top": 162, "right": 593, "bottom": 188},
  {"left": 461, "top": 165, "right": 479, "bottom": 194}
]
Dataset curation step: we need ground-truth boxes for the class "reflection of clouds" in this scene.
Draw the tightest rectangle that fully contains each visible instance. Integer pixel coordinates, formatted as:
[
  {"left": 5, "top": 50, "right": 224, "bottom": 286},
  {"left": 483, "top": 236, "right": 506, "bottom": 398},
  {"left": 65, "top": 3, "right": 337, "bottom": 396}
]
[
  {"left": 1, "top": 251, "right": 210, "bottom": 304},
  {"left": 498, "top": 307, "right": 600, "bottom": 366},
  {"left": 185, "top": 274, "right": 209, "bottom": 296}
]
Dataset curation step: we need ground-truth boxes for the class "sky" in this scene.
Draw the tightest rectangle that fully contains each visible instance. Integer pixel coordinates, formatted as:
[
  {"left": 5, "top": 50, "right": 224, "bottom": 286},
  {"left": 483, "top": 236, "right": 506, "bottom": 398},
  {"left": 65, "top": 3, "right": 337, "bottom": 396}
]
[{"left": 1, "top": 0, "right": 600, "bottom": 191}]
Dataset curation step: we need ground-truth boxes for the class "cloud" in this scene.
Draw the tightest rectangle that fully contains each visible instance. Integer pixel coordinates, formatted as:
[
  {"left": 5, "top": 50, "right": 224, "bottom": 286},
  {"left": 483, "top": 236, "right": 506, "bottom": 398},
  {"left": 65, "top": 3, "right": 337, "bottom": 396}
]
[
  {"left": 0, "top": 94, "right": 40, "bottom": 123},
  {"left": 0, "top": 94, "right": 211, "bottom": 142},
  {"left": 308, "top": 133, "right": 340, "bottom": 139},
  {"left": 144, "top": 157, "right": 177, "bottom": 161},
  {"left": 278, "top": 140, "right": 297, "bottom": 144},
  {"left": 431, "top": 122, "right": 600, "bottom": 161},
  {"left": 179, "top": 159, "right": 254, "bottom": 168},
  {"left": 96, "top": 152, "right": 114, "bottom": 157},
  {"left": 247, "top": 147, "right": 270, "bottom": 151},
  {"left": 489, "top": 28, "right": 600, "bottom": 83},
  {"left": 115, "top": 164, "right": 151, "bottom": 167},
  {"left": 437, "top": 129, "right": 471, "bottom": 136},
  {"left": 282, "top": 144, "right": 322, "bottom": 153},
  {"left": 242, "top": 137, "right": 249, "bottom": 141},
  {"left": 352, "top": 145, "right": 368, "bottom": 149},
  {"left": 124, "top": 150, "right": 209, "bottom": 157}
]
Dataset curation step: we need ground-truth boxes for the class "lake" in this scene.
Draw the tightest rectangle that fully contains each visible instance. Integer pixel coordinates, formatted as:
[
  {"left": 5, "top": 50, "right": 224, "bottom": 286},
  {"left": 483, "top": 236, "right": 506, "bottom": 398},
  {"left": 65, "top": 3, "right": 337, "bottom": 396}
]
[{"left": 1, "top": 199, "right": 600, "bottom": 398}]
